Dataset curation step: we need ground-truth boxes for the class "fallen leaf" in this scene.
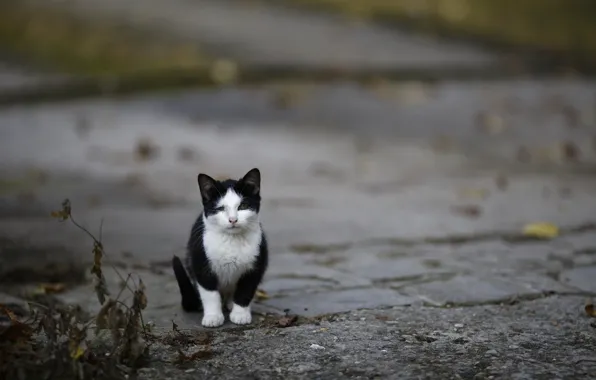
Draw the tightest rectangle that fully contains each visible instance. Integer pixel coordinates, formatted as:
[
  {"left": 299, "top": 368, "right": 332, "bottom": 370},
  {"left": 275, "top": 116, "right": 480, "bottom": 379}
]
[
  {"left": 135, "top": 138, "right": 160, "bottom": 162},
  {"left": 585, "top": 299, "right": 596, "bottom": 318},
  {"left": 255, "top": 289, "right": 269, "bottom": 301},
  {"left": 522, "top": 222, "right": 559, "bottom": 239},
  {"left": 0, "top": 306, "right": 33, "bottom": 343},
  {"left": 34, "top": 283, "right": 66, "bottom": 295},
  {"left": 560, "top": 141, "right": 580, "bottom": 162},
  {"left": 70, "top": 342, "right": 87, "bottom": 360},
  {"left": 451, "top": 205, "right": 482, "bottom": 218},
  {"left": 277, "top": 315, "right": 298, "bottom": 328}
]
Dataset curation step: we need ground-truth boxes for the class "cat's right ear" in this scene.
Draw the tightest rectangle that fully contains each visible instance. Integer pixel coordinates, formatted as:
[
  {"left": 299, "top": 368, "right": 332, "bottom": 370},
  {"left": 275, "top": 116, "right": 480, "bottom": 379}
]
[{"left": 197, "top": 173, "right": 217, "bottom": 202}]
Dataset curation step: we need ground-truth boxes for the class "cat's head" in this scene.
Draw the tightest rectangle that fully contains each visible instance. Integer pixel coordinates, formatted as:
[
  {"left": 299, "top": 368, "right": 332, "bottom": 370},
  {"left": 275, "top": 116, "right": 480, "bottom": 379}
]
[{"left": 197, "top": 168, "right": 261, "bottom": 234}]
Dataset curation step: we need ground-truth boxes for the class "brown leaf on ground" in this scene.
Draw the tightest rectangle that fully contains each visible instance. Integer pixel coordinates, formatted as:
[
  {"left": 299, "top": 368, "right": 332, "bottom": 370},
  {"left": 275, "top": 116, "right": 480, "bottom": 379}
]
[
  {"left": 255, "top": 289, "right": 270, "bottom": 301},
  {"left": 560, "top": 141, "right": 580, "bottom": 162},
  {"left": 585, "top": 299, "right": 596, "bottom": 318},
  {"left": 277, "top": 315, "right": 298, "bottom": 328},
  {"left": 135, "top": 137, "right": 160, "bottom": 162},
  {"left": 0, "top": 306, "right": 33, "bottom": 343},
  {"left": 451, "top": 205, "right": 482, "bottom": 218},
  {"left": 34, "top": 283, "right": 66, "bottom": 295}
]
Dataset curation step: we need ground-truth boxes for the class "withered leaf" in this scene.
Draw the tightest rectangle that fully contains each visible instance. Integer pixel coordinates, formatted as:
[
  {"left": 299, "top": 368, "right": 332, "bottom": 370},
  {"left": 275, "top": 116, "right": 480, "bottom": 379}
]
[
  {"left": 135, "top": 138, "right": 160, "bottom": 162},
  {"left": 134, "top": 279, "right": 148, "bottom": 310},
  {"left": 255, "top": 289, "right": 269, "bottom": 301},
  {"left": 585, "top": 299, "right": 596, "bottom": 318},
  {"left": 277, "top": 315, "right": 298, "bottom": 328},
  {"left": 0, "top": 307, "right": 33, "bottom": 343},
  {"left": 34, "top": 283, "right": 66, "bottom": 295},
  {"left": 96, "top": 298, "right": 117, "bottom": 331},
  {"left": 50, "top": 199, "right": 72, "bottom": 221},
  {"left": 522, "top": 222, "right": 559, "bottom": 239}
]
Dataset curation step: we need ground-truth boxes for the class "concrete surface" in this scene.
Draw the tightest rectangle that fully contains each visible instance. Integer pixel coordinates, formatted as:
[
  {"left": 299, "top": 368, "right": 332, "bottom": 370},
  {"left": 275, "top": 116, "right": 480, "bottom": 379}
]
[
  {"left": 1, "top": 79, "right": 595, "bottom": 378},
  {"left": 140, "top": 296, "right": 596, "bottom": 379}
]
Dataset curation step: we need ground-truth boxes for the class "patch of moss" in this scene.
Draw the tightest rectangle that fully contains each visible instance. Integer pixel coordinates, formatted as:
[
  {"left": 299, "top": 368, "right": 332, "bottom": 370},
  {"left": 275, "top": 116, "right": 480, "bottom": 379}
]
[
  {"left": 0, "top": 1, "right": 211, "bottom": 76},
  {"left": 277, "top": 0, "right": 596, "bottom": 63}
]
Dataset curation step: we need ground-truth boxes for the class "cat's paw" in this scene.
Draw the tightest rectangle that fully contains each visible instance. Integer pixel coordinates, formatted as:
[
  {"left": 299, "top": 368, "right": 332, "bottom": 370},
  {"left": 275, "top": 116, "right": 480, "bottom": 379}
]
[
  {"left": 201, "top": 313, "right": 225, "bottom": 328},
  {"left": 230, "top": 305, "right": 252, "bottom": 325}
]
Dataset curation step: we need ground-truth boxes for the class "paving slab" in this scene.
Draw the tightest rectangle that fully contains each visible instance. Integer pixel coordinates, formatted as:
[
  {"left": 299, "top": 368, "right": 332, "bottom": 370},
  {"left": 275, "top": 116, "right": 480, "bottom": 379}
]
[
  {"left": 560, "top": 266, "right": 596, "bottom": 293},
  {"left": 1, "top": 81, "right": 596, "bottom": 328}
]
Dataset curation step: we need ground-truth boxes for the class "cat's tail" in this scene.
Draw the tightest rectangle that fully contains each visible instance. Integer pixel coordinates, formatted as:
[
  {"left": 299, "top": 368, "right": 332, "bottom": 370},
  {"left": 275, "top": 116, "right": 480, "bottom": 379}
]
[{"left": 172, "top": 255, "right": 202, "bottom": 312}]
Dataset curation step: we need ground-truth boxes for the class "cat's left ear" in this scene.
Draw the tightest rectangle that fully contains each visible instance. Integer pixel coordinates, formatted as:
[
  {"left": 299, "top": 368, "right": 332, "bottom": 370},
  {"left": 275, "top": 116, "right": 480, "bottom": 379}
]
[{"left": 240, "top": 168, "right": 260, "bottom": 195}]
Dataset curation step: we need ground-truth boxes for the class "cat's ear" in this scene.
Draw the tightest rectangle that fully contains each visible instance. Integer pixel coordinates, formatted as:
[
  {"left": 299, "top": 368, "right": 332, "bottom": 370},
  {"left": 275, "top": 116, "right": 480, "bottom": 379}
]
[
  {"left": 197, "top": 173, "right": 218, "bottom": 202},
  {"left": 240, "top": 168, "right": 260, "bottom": 195}
]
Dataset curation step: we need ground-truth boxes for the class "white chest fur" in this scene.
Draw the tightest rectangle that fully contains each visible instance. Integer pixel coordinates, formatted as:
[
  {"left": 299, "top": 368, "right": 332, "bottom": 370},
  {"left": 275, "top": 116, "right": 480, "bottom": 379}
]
[{"left": 202, "top": 227, "right": 262, "bottom": 288}]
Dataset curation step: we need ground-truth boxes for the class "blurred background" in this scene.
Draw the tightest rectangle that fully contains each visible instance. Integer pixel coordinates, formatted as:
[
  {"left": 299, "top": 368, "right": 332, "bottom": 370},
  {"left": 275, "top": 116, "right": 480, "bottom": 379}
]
[{"left": 1, "top": 0, "right": 596, "bottom": 325}]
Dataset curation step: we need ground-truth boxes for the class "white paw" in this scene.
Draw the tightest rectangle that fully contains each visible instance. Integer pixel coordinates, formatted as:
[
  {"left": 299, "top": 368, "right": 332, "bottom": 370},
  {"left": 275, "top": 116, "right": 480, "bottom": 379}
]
[
  {"left": 229, "top": 305, "right": 252, "bottom": 325},
  {"left": 201, "top": 313, "right": 225, "bottom": 328}
]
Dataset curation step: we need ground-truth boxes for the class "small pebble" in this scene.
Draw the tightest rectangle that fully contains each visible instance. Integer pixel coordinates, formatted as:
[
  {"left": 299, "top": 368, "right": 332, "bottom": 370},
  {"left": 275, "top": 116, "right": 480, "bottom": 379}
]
[
  {"left": 454, "top": 323, "right": 464, "bottom": 328},
  {"left": 310, "top": 344, "right": 325, "bottom": 350}
]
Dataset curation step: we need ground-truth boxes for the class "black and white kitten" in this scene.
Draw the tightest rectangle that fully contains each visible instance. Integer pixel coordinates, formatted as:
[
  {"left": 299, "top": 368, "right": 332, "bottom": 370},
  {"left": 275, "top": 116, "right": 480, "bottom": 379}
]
[{"left": 172, "top": 168, "right": 268, "bottom": 328}]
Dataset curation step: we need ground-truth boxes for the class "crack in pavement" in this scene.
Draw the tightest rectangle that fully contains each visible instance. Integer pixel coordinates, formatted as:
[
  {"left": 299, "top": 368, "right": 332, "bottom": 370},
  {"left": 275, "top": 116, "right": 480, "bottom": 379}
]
[
  {"left": 421, "top": 290, "right": 596, "bottom": 308},
  {"left": 289, "top": 222, "right": 596, "bottom": 254}
]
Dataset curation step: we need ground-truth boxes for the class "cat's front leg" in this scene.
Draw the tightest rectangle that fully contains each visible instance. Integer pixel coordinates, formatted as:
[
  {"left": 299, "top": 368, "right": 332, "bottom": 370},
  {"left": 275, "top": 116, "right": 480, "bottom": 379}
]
[
  {"left": 230, "top": 271, "right": 262, "bottom": 325},
  {"left": 196, "top": 284, "right": 225, "bottom": 327}
]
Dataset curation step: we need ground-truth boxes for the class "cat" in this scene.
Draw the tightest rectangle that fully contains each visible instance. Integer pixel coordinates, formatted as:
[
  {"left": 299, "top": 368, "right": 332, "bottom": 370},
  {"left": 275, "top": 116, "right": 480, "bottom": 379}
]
[{"left": 172, "top": 168, "right": 268, "bottom": 328}]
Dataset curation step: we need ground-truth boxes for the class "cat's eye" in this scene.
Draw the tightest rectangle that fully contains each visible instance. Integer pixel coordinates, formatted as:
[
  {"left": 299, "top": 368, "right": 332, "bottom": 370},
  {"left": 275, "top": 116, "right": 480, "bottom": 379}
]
[
  {"left": 238, "top": 202, "right": 249, "bottom": 210},
  {"left": 215, "top": 206, "right": 225, "bottom": 212}
]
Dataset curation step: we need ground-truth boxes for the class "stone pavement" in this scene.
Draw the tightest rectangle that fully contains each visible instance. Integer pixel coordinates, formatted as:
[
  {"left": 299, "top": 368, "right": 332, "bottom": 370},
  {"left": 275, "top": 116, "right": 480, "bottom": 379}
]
[
  {"left": 1, "top": 80, "right": 596, "bottom": 378},
  {"left": 29, "top": 0, "right": 498, "bottom": 72}
]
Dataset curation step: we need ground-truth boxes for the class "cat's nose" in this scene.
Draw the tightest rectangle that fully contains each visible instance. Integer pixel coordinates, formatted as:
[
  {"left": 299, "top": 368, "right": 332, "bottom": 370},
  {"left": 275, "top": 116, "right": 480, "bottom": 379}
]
[{"left": 229, "top": 217, "right": 238, "bottom": 224}]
